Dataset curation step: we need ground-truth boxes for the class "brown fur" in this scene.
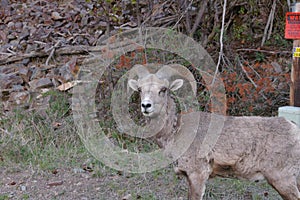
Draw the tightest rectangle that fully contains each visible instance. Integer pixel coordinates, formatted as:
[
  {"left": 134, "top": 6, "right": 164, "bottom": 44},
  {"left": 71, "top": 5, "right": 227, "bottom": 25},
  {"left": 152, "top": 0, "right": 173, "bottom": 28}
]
[
  {"left": 128, "top": 66, "right": 300, "bottom": 200},
  {"left": 174, "top": 113, "right": 300, "bottom": 200}
]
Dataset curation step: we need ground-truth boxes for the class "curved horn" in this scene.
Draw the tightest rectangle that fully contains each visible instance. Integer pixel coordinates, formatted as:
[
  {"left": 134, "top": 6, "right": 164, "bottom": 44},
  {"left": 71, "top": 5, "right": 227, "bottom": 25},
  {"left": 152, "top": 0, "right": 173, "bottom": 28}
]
[
  {"left": 156, "top": 64, "right": 197, "bottom": 96},
  {"left": 127, "top": 64, "right": 150, "bottom": 80},
  {"left": 127, "top": 64, "right": 151, "bottom": 94}
]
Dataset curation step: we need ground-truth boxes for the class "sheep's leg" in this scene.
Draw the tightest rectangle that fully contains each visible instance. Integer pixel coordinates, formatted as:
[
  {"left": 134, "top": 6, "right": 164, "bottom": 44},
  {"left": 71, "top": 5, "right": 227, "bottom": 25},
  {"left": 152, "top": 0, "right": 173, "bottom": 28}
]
[
  {"left": 297, "top": 175, "right": 300, "bottom": 191},
  {"left": 187, "top": 171, "right": 210, "bottom": 200},
  {"left": 272, "top": 181, "right": 300, "bottom": 200},
  {"left": 266, "top": 175, "right": 300, "bottom": 200}
]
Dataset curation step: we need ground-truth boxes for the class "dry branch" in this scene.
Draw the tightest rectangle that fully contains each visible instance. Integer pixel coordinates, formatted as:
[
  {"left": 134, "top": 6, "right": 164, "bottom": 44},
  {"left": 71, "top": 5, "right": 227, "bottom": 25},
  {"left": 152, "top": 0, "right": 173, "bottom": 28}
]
[
  {"left": 212, "top": 0, "right": 227, "bottom": 85},
  {"left": 236, "top": 48, "right": 290, "bottom": 55},
  {"left": 0, "top": 45, "right": 103, "bottom": 65},
  {"left": 189, "top": 0, "right": 208, "bottom": 36},
  {"left": 261, "top": 0, "right": 277, "bottom": 46},
  {"left": 45, "top": 40, "right": 61, "bottom": 65}
]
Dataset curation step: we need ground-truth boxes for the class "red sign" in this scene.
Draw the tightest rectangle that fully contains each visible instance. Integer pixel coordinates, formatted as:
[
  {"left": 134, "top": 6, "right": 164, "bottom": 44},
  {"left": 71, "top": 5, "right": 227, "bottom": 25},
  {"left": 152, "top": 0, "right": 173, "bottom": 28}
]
[{"left": 285, "top": 12, "right": 300, "bottom": 39}]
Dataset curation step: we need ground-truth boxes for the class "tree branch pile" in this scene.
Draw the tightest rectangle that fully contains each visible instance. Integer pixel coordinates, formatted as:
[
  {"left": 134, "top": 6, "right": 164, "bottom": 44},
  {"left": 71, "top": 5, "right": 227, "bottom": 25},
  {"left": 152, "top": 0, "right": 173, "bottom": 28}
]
[{"left": 0, "top": 0, "right": 292, "bottom": 114}]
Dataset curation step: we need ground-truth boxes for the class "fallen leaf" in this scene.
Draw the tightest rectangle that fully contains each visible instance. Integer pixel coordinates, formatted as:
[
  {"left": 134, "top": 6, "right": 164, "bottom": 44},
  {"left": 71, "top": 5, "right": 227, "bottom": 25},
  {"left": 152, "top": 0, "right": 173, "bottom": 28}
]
[
  {"left": 8, "top": 181, "right": 16, "bottom": 186},
  {"left": 51, "top": 12, "right": 63, "bottom": 20},
  {"left": 56, "top": 81, "right": 78, "bottom": 91},
  {"left": 68, "top": 57, "right": 80, "bottom": 77}
]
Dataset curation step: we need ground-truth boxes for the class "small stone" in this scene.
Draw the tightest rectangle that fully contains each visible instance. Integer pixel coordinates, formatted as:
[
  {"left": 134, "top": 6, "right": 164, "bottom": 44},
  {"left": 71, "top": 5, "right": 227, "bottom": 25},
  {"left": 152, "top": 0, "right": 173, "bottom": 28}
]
[
  {"left": 271, "top": 62, "right": 282, "bottom": 73},
  {"left": 0, "top": 73, "right": 23, "bottom": 89},
  {"left": 15, "top": 22, "right": 23, "bottom": 29},
  {"left": 122, "top": 194, "right": 132, "bottom": 200},
  {"left": 9, "top": 91, "right": 29, "bottom": 105},
  {"left": 21, "top": 58, "right": 30, "bottom": 66},
  {"left": 29, "top": 78, "right": 53, "bottom": 90},
  {"left": 19, "top": 67, "right": 30, "bottom": 82},
  {"left": 0, "top": 65, "right": 15, "bottom": 74},
  {"left": 11, "top": 84, "right": 24, "bottom": 91},
  {"left": 19, "top": 28, "right": 30, "bottom": 41},
  {"left": 7, "top": 34, "right": 17, "bottom": 40},
  {"left": 8, "top": 192, "right": 15, "bottom": 198},
  {"left": 7, "top": 21, "right": 15, "bottom": 28},
  {"left": 29, "top": 66, "right": 43, "bottom": 80},
  {"left": 73, "top": 168, "right": 85, "bottom": 173},
  {"left": 1, "top": 0, "right": 9, "bottom": 7},
  {"left": 20, "top": 185, "right": 26, "bottom": 191}
]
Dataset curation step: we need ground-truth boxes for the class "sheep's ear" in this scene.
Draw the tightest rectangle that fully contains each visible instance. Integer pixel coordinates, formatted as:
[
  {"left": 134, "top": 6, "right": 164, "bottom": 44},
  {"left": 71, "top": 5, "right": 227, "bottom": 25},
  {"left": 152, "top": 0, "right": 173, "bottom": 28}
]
[
  {"left": 170, "top": 79, "right": 183, "bottom": 91},
  {"left": 128, "top": 79, "right": 139, "bottom": 91}
]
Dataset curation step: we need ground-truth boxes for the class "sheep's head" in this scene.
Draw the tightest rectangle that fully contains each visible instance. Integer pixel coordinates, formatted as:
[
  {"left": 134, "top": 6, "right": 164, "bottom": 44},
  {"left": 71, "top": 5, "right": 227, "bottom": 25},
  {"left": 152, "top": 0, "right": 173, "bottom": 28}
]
[
  {"left": 128, "top": 74, "right": 183, "bottom": 118},
  {"left": 128, "top": 64, "right": 194, "bottom": 118}
]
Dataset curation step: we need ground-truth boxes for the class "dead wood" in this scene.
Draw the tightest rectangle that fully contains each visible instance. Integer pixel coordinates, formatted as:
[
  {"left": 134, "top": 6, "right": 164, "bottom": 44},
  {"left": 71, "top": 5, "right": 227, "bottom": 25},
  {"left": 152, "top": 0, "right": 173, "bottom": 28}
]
[{"left": 0, "top": 46, "right": 103, "bottom": 65}]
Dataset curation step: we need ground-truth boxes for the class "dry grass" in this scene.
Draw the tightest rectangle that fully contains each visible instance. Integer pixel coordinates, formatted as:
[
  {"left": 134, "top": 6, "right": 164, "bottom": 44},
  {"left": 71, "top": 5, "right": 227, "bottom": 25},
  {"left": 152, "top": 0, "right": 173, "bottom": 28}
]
[{"left": 0, "top": 89, "right": 283, "bottom": 200}]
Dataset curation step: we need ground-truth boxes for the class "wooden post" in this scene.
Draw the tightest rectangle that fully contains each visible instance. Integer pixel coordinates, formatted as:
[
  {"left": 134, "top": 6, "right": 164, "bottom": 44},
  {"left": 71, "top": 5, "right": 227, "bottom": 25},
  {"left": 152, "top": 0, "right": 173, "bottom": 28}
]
[
  {"left": 279, "top": 4, "right": 300, "bottom": 127},
  {"left": 292, "top": 42, "right": 300, "bottom": 107},
  {"left": 291, "top": 2, "right": 300, "bottom": 107}
]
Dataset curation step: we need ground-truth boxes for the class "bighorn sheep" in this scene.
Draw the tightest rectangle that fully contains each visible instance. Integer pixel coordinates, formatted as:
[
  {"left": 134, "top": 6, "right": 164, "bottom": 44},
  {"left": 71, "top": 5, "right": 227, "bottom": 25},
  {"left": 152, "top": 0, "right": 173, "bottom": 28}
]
[{"left": 127, "top": 64, "right": 300, "bottom": 200}]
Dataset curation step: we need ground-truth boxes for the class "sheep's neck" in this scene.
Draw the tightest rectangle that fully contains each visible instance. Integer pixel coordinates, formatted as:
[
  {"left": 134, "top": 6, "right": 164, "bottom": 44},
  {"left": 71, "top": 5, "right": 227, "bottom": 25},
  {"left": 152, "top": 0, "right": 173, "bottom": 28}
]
[{"left": 148, "top": 96, "right": 180, "bottom": 148}]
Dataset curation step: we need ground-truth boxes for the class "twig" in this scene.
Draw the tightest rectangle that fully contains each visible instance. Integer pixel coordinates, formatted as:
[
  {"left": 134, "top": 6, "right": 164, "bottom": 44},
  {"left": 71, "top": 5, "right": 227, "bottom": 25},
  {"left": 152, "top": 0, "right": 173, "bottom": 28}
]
[
  {"left": 212, "top": 0, "right": 227, "bottom": 86},
  {"left": 136, "top": 0, "right": 141, "bottom": 27},
  {"left": 153, "top": 15, "right": 179, "bottom": 26},
  {"left": 45, "top": 40, "right": 61, "bottom": 65},
  {"left": 184, "top": 0, "right": 191, "bottom": 33},
  {"left": 6, "top": 47, "right": 17, "bottom": 55},
  {"left": 34, "top": 41, "right": 47, "bottom": 45},
  {"left": 173, "top": 0, "right": 194, "bottom": 29},
  {"left": 267, "top": 0, "right": 277, "bottom": 40},
  {"left": 0, "top": 29, "right": 162, "bottom": 65},
  {"left": 45, "top": 48, "right": 55, "bottom": 65},
  {"left": 261, "top": 0, "right": 277, "bottom": 46},
  {"left": 204, "top": 1, "right": 221, "bottom": 47},
  {"left": 31, "top": 119, "right": 44, "bottom": 148},
  {"left": 0, "top": 127, "right": 11, "bottom": 135},
  {"left": 0, "top": 45, "right": 102, "bottom": 65},
  {"left": 238, "top": 59, "right": 257, "bottom": 88},
  {"left": 0, "top": 52, "right": 13, "bottom": 56},
  {"left": 236, "top": 48, "right": 290, "bottom": 55},
  {"left": 189, "top": 0, "right": 208, "bottom": 36},
  {"left": 104, "top": 0, "right": 111, "bottom": 37},
  {"left": 237, "top": 57, "right": 268, "bottom": 100},
  {"left": 242, "top": 57, "right": 261, "bottom": 78}
]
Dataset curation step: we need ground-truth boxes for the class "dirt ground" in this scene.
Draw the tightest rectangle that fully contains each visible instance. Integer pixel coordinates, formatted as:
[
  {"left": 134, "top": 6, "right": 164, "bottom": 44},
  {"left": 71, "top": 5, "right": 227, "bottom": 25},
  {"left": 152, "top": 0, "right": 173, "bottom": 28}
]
[
  {"left": 1, "top": 166, "right": 188, "bottom": 200},
  {"left": 0, "top": 165, "right": 282, "bottom": 200}
]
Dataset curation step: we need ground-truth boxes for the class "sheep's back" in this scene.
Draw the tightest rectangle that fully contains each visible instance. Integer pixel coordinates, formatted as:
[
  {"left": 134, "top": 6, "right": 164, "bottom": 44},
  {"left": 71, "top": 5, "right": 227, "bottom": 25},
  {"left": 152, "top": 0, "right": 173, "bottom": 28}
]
[{"left": 177, "top": 112, "right": 300, "bottom": 180}]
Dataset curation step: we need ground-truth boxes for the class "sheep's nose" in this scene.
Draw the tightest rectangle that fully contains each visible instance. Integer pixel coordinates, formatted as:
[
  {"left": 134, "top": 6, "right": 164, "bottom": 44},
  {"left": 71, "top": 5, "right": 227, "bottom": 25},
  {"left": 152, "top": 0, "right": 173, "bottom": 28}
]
[
  {"left": 142, "top": 103, "right": 152, "bottom": 108},
  {"left": 141, "top": 100, "right": 152, "bottom": 112}
]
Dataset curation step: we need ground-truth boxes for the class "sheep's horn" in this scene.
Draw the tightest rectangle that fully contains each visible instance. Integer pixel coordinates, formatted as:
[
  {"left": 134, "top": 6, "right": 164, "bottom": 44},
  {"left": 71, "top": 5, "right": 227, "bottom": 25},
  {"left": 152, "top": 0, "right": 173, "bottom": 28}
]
[
  {"left": 156, "top": 64, "right": 197, "bottom": 96},
  {"left": 128, "top": 64, "right": 150, "bottom": 80}
]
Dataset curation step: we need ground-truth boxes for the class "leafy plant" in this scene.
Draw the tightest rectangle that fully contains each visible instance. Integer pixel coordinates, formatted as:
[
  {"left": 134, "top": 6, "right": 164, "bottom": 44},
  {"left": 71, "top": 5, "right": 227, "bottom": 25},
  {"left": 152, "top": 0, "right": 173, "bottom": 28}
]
[
  {"left": 222, "top": 60, "right": 290, "bottom": 116},
  {"left": 255, "top": 52, "right": 265, "bottom": 62},
  {"left": 0, "top": 195, "right": 9, "bottom": 200}
]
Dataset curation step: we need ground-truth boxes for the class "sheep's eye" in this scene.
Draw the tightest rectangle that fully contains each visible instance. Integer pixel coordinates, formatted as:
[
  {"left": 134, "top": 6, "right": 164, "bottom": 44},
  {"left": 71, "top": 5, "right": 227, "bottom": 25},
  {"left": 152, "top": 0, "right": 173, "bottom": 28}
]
[
  {"left": 159, "top": 87, "right": 167, "bottom": 96},
  {"left": 137, "top": 87, "right": 141, "bottom": 93}
]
